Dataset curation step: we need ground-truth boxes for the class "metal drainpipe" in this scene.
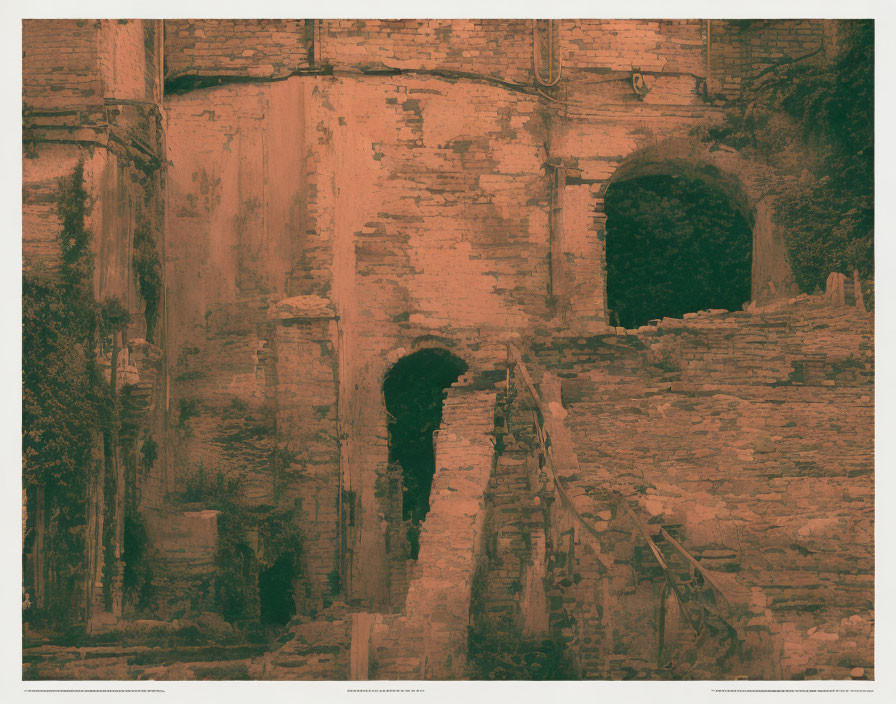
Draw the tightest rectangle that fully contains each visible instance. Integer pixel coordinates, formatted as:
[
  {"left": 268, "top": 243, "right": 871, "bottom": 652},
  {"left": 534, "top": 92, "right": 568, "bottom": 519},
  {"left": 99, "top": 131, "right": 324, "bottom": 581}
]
[
  {"left": 706, "top": 19, "right": 712, "bottom": 94},
  {"left": 336, "top": 317, "right": 346, "bottom": 600},
  {"left": 534, "top": 19, "right": 563, "bottom": 88},
  {"left": 317, "top": 19, "right": 325, "bottom": 68},
  {"left": 159, "top": 20, "right": 173, "bottom": 495}
]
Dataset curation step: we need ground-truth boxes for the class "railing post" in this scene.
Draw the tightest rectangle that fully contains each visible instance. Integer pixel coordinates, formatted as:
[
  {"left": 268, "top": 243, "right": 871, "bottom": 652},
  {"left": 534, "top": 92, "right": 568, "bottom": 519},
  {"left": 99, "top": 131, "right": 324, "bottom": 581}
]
[{"left": 658, "top": 579, "right": 669, "bottom": 667}]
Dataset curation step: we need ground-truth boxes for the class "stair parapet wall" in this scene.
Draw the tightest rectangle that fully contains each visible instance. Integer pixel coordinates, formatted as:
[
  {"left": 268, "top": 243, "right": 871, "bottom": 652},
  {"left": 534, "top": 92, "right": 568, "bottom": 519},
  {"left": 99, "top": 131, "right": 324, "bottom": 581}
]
[{"left": 365, "top": 380, "right": 498, "bottom": 679}]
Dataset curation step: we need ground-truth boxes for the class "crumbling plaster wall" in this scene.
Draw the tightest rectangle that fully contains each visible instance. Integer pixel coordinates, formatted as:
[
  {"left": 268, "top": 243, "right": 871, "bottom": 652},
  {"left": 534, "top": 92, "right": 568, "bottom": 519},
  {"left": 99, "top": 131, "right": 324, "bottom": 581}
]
[
  {"left": 163, "top": 18, "right": 831, "bottom": 91},
  {"left": 163, "top": 19, "right": 711, "bottom": 84},
  {"left": 22, "top": 19, "right": 869, "bottom": 669},
  {"left": 161, "top": 17, "right": 826, "bottom": 611},
  {"left": 165, "top": 72, "right": 552, "bottom": 606},
  {"left": 164, "top": 80, "right": 303, "bottom": 507}
]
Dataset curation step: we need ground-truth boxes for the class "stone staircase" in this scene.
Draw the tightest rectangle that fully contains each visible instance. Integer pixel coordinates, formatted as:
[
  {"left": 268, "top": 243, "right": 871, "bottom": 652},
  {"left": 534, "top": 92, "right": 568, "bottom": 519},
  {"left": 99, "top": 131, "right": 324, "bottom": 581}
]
[
  {"left": 476, "top": 447, "right": 540, "bottom": 630},
  {"left": 502, "top": 340, "right": 770, "bottom": 680},
  {"left": 516, "top": 296, "right": 874, "bottom": 680}
]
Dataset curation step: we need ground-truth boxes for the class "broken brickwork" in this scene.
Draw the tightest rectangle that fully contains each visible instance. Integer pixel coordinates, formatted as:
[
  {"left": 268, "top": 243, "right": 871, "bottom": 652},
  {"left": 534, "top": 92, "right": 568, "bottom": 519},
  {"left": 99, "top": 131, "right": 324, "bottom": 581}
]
[
  {"left": 165, "top": 20, "right": 312, "bottom": 83},
  {"left": 22, "top": 19, "right": 169, "bottom": 632},
  {"left": 520, "top": 294, "right": 873, "bottom": 680},
  {"left": 22, "top": 19, "right": 872, "bottom": 681}
]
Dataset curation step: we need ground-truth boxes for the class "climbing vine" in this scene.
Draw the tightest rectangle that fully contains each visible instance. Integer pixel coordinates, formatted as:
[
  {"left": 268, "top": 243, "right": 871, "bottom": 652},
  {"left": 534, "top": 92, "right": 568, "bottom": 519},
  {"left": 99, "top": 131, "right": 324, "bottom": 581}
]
[
  {"left": 132, "top": 214, "right": 162, "bottom": 343},
  {"left": 700, "top": 21, "right": 873, "bottom": 293},
  {"left": 169, "top": 465, "right": 305, "bottom": 624},
  {"left": 22, "top": 162, "right": 109, "bottom": 624}
]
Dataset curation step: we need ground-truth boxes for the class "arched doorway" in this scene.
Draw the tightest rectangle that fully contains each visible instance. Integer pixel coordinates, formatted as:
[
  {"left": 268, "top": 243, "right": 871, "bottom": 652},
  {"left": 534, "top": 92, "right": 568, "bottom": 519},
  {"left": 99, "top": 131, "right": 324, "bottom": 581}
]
[
  {"left": 604, "top": 166, "right": 754, "bottom": 328},
  {"left": 258, "top": 552, "right": 298, "bottom": 626},
  {"left": 382, "top": 348, "right": 468, "bottom": 560}
]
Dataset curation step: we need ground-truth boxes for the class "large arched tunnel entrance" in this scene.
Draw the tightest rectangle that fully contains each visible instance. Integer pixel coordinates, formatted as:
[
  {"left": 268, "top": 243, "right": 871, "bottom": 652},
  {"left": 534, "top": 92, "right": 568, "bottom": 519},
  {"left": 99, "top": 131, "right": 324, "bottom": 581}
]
[
  {"left": 604, "top": 167, "right": 754, "bottom": 329},
  {"left": 383, "top": 348, "right": 468, "bottom": 560}
]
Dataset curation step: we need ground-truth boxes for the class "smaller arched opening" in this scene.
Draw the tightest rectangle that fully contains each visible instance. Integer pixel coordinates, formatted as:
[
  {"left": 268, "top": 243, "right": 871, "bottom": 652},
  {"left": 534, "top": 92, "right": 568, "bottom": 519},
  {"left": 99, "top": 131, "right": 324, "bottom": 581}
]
[
  {"left": 258, "top": 551, "right": 299, "bottom": 626},
  {"left": 382, "top": 348, "right": 468, "bottom": 560},
  {"left": 604, "top": 159, "right": 755, "bottom": 328}
]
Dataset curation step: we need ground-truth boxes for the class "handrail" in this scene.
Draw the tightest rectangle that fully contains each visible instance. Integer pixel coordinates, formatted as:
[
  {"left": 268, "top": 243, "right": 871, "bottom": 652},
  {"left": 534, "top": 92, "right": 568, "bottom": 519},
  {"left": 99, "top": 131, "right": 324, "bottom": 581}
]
[
  {"left": 621, "top": 501, "right": 698, "bottom": 633},
  {"left": 506, "top": 342, "right": 736, "bottom": 638},
  {"left": 507, "top": 344, "right": 605, "bottom": 547},
  {"left": 659, "top": 527, "right": 732, "bottom": 611}
]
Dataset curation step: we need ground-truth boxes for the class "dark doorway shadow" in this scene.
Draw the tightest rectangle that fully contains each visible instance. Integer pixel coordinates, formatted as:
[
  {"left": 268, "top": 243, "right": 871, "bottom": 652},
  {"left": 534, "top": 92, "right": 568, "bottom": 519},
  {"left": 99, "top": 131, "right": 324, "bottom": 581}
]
[
  {"left": 259, "top": 553, "right": 297, "bottom": 626},
  {"left": 383, "top": 348, "right": 468, "bottom": 559},
  {"left": 605, "top": 173, "right": 752, "bottom": 328}
]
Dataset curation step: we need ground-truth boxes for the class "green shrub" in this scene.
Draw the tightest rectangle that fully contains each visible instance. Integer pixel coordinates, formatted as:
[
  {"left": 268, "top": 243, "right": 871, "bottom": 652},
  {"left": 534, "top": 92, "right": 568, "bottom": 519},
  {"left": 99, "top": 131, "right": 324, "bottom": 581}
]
[
  {"left": 467, "top": 625, "right": 577, "bottom": 680},
  {"left": 23, "top": 163, "right": 110, "bottom": 625},
  {"left": 132, "top": 216, "right": 162, "bottom": 342},
  {"left": 701, "top": 21, "right": 873, "bottom": 292}
]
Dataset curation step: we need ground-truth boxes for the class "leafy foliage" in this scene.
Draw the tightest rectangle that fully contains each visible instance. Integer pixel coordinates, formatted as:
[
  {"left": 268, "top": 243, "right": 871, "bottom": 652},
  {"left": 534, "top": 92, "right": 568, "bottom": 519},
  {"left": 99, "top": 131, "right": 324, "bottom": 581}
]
[
  {"left": 605, "top": 174, "right": 752, "bottom": 328},
  {"left": 100, "top": 296, "right": 130, "bottom": 333},
  {"left": 122, "top": 506, "right": 155, "bottom": 612},
  {"left": 56, "top": 161, "right": 94, "bottom": 291},
  {"left": 468, "top": 625, "right": 576, "bottom": 680},
  {"left": 22, "top": 163, "right": 109, "bottom": 623},
  {"left": 169, "top": 465, "right": 305, "bottom": 623},
  {"left": 140, "top": 436, "right": 158, "bottom": 474},
  {"left": 177, "top": 397, "right": 201, "bottom": 430},
  {"left": 22, "top": 279, "right": 104, "bottom": 488},
  {"left": 132, "top": 216, "right": 162, "bottom": 342},
  {"left": 702, "top": 21, "right": 873, "bottom": 292}
]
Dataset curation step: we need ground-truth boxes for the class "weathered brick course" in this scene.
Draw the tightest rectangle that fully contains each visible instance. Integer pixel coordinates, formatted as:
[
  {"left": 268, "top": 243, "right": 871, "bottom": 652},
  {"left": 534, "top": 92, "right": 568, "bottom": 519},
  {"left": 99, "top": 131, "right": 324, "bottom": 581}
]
[{"left": 22, "top": 19, "right": 872, "bottom": 681}]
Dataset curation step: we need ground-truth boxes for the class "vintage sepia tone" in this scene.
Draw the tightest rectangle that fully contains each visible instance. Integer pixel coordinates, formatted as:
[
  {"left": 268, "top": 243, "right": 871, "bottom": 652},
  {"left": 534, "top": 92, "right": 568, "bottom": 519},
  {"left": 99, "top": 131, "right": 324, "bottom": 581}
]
[{"left": 21, "top": 19, "right": 873, "bottom": 681}]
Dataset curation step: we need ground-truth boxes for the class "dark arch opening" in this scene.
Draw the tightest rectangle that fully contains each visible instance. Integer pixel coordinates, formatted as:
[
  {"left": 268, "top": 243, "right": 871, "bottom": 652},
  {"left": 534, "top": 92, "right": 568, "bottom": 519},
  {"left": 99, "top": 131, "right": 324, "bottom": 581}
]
[
  {"left": 383, "top": 348, "right": 468, "bottom": 559},
  {"left": 605, "top": 172, "right": 753, "bottom": 329},
  {"left": 258, "top": 552, "right": 297, "bottom": 626}
]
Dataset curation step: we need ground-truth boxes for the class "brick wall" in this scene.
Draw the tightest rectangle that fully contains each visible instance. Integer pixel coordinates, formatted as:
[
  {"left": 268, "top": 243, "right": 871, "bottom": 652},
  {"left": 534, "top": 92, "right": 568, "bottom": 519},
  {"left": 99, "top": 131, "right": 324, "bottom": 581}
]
[
  {"left": 23, "top": 19, "right": 104, "bottom": 108},
  {"left": 164, "top": 19, "right": 311, "bottom": 82},
  {"left": 710, "top": 20, "right": 826, "bottom": 97},
  {"left": 529, "top": 296, "right": 874, "bottom": 679},
  {"left": 164, "top": 72, "right": 552, "bottom": 607},
  {"left": 557, "top": 19, "right": 705, "bottom": 74},
  {"left": 323, "top": 19, "right": 532, "bottom": 82},
  {"left": 99, "top": 20, "right": 153, "bottom": 100},
  {"left": 164, "top": 80, "right": 303, "bottom": 509},
  {"left": 161, "top": 37, "right": 822, "bottom": 610},
  {"left": 162, "top": 19, "right": 707, "bottom": 84},
  {"left": 23, "top": 19, "right": 165, "bottom": 303},
  {"left": 24, "top": 19, "right": 870, "bottom": 651},
  {"left": 162, "top": 19, "right": 832, "bottom": 98}
]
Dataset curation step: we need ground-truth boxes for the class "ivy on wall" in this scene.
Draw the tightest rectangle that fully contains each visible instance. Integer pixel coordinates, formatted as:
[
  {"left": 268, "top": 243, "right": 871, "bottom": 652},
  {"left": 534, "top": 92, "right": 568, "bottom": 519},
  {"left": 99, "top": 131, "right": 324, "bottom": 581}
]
[
  {"left": 22, "top": 162, "right": 152, "bottom": 627},
  {"left": 467, "top": 625, "right": 576, "bottom": 680},
  {"left": 702, "top": 20, "right": 873, "bottom": 293},
  {"left": 169, "top": 465, "right": 306, "bottom": 625},
  {"left": 23, "top": 162, "right": 108, "bottom": 623},
  {"left": 132, "top": 214, "right": 162, "bottom": 343}
]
